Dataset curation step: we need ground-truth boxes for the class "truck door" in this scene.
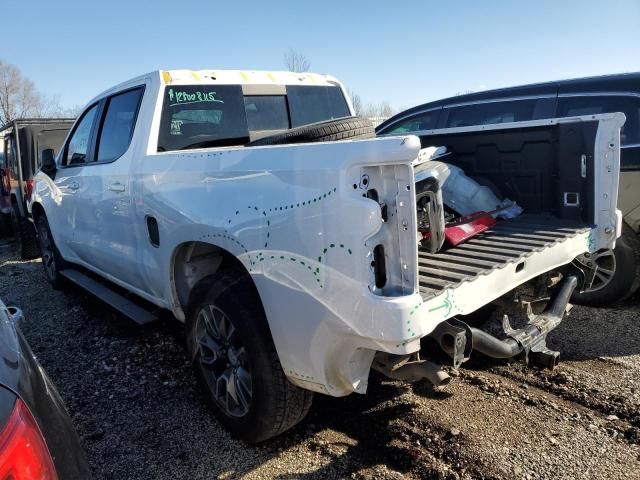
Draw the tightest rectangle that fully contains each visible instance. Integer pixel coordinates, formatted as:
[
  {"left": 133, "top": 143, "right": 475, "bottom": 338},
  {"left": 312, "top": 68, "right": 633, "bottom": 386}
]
[{"left": 71, "top": 87, "right": 145, "bottom": 289}]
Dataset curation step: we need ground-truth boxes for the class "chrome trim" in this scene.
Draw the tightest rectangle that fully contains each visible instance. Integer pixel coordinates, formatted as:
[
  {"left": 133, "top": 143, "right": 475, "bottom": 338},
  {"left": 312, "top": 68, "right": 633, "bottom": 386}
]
[
  {"left": 378, "top": 94, "right": 554, "bottom": 133},
  {"left": 558, "top": 91, "right": 640, "bottom": 99},
  {"left": 622, "top": 143, "right": 640, "bottom": 149},
  {"left": 442, "top": 94, "right": 555, "bottom": 109}
]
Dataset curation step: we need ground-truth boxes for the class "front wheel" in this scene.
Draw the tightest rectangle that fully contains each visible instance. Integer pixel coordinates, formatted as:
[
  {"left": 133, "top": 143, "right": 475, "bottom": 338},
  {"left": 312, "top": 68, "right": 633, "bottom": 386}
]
[
  {"left": 10, "top": 204, "right": 39, "bottom": 259},
  {"left": 34, "top": 214, "right": 66, "bottom": 289},
  {"left": 572, "top": 228, "right": 640, "bottom": 306},
  {"left": 186, "top": 272, "right": 313, "bottom": 443}
]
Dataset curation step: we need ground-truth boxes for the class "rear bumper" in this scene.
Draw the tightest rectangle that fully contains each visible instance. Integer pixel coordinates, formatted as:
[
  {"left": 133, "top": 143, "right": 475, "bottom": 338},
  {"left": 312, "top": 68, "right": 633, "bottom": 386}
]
[{"left": 283, "top": 221, "right": 594, "bottom": 396}]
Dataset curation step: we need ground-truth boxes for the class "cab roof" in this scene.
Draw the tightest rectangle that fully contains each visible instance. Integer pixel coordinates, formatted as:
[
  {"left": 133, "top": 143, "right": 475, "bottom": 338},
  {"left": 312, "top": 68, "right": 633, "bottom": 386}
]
[
  {"left": 90, "top": 69, "right": 343, "bottom": 105},
  {"left": 160, "top": 69, "right": 340, "bottom": 86}
]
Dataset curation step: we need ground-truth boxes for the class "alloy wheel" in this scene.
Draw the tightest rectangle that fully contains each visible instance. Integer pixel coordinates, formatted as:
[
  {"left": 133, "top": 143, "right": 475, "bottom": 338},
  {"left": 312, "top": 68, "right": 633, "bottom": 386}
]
[
  {"left": 195, "top": 304, "right": 252, "bottom": 418},
  {"left": 37, "top": 221, "right": 57, "bottom": 281},
  {"left": 577, "top": 249, "right": 616, "bottom": 292}
]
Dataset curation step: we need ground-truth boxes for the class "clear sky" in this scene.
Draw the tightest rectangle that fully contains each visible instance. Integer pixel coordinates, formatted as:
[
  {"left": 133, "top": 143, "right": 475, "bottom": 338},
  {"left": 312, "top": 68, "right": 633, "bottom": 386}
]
[{"left": 3, "top": 0, "right": 639, "bottom": 112}]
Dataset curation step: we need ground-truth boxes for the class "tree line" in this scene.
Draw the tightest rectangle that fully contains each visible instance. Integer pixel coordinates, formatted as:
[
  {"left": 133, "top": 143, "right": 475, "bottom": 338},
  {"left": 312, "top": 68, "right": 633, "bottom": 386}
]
[{"left": 0, "top": 59, "right": 81, "bottom": 126}]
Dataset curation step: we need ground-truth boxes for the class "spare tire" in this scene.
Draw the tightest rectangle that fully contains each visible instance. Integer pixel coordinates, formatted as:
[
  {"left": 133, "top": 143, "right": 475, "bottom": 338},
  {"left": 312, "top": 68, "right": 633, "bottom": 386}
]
[{"left": 248, "top": 116, "right": 374, "bottom": 147}]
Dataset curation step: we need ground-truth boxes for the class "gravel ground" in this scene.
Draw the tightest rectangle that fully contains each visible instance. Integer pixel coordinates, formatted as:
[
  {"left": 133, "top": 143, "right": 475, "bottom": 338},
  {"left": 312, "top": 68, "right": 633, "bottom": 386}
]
[{"left": 1, "top": 238, "right": 639, "bottom": 480}]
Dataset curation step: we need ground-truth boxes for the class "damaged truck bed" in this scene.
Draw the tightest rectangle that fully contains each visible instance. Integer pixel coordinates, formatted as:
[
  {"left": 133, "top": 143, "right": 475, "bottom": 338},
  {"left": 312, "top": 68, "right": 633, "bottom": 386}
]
[
  {"left": 418, "top": 216, "right": 589, "bottom": 300},
  {"left": 372, "top": 112, "right": 624, "bottom": 385}
]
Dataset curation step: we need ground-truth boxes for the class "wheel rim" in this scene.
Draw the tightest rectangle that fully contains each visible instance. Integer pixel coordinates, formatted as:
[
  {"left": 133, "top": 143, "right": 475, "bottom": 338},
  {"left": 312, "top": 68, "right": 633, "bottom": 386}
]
[
  {"left": 37, "top": 222, "right": 57, "bottom": 280},
  {"left": 581, "top": 249, "right": 616, "bottom": 292},
  {"left": 195, "top": 304, "right": 252, "bottom": 418}
]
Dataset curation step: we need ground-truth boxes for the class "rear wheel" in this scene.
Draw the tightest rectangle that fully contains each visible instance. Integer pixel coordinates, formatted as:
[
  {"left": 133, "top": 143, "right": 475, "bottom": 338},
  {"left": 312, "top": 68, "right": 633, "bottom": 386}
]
[
  {"left": 10, "top": 203, "right": 39, "bottom": 259},
  {"left": 186, "top": 272, "right": 313, "bottom": 442},
  {"left": 34, "top": 214, "right": 66, "bottom": 289},
  {"left": 572, "top": 227, "right": 640, "bottom": 306}
]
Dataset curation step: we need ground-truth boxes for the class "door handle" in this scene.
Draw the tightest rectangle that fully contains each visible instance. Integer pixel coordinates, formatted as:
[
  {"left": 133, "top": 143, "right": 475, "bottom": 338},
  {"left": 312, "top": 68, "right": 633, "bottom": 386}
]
[{"left": 108, "top": 182, "right": 126, "bottom": 193}]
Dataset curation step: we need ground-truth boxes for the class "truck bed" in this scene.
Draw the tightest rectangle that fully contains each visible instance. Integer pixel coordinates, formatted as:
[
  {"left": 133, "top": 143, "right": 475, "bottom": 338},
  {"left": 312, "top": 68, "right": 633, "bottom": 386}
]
[{"left": 417, "top": 215, "right": 590, "bottom": 300}]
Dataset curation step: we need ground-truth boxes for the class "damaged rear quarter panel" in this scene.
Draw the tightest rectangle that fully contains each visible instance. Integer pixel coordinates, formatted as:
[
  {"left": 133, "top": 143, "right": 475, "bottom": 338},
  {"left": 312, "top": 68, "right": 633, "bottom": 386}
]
[{"left": 132, "top": 136, "right": 424, "bottom": 395}]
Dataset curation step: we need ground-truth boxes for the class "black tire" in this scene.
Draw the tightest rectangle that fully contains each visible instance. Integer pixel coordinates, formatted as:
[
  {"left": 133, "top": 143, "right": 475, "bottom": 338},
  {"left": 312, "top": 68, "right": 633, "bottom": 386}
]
[
  {"left": 34, "top": 214, "right": 67, "bottom": 289},
  {"left": 0, "top": 212, "right": 11, "bottom": 238},
  {"left": 10, "top": 203, "right": 40, "bottom": 259},
  {"left": 572, "top": 227, "right": 640, "bottom": 306},
  {"left": 247, "top": 116, "right": 374, "bottom": 147},
  {"left": 186, "top": 271, "right": 313, "bottom": 443}
]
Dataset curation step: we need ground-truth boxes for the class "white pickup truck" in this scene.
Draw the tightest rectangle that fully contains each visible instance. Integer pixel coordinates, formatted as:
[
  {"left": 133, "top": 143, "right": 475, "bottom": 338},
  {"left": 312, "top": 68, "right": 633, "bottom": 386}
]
[{"left": 29, "top": 69, "right": 623, "bottom": 442}]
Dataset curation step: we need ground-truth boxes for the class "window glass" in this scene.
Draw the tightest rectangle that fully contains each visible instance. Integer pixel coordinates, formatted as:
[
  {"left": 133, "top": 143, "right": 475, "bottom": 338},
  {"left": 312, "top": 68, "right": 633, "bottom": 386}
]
[
  {"left": 287, "top": 86, "right": 350, "bottom": 127},
  {"left": 96, "top": 88, "right": 143, "bottom": 162},
  {"left": 557, "top": 96, "right": 640, "bottom": 144},
  {"left": 65, "top": 104, "right": 99, "bottom": 165},
  {"left": 244, "top": 95, "right": 289, "bottom": 131},
  {"left": 158, "top": 85, "right": 249, "bottom": 151},
  {"left": 386, "top": 111, "right": 438, "bottom": 134},
  {"left": 445, "top": 100, "right": 537, "bottom": 128}
]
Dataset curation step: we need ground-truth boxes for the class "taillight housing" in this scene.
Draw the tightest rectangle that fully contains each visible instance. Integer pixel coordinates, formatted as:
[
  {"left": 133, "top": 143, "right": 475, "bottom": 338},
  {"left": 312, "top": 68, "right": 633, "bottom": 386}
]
[
  {"left": 0, "top": 399, "right": 57, "bottom": 480},
  {"left": 24, "top": 180, "right": 34, "bottom": 201}
]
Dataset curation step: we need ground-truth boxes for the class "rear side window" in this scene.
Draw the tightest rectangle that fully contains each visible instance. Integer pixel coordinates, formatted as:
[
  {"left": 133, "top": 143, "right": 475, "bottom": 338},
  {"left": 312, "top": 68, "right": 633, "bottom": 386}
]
[
  {"left": 65, "top": 104, "right": 99, "bottom": 165},
  {"left": 385, "top": 111, "right": 438, "bottom": 134},
  {"left": 96, "top": 88, "right": 144, "bottom": 162},
  {"left": 158, "top": 85, "right": 249, "bottom": 151},
  {"left": 287, "top": 86, "right": 350, "bottom": 127},
  {"left": 557, "top": 95, "right": 640, "bottom": 144},
  {"left": 445, "top": 99, "right": 537, "bottom": 128}
]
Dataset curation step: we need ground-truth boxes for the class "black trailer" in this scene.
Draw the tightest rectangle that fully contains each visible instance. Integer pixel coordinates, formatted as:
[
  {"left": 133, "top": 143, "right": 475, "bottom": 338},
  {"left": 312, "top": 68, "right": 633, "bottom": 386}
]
[{"left": 0, "top": 119, "right": 74, "bottom": 257}]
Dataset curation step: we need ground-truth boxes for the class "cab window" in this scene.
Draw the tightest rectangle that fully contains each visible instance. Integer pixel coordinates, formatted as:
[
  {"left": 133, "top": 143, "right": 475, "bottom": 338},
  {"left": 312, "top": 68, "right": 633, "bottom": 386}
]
[
  {"left": 158, "top": 85, "right": 249, "bottom": 151},
  {"left": 95, "top": 88, "right": 144, "bottom": 163},
  {"left": 64, "top": 104, "right": 99, "bottom": 165}
]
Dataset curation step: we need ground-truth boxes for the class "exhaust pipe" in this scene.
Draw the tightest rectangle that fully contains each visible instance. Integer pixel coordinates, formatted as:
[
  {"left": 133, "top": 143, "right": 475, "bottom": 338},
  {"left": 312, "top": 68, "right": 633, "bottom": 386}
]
[{"left": 432, "top": 275, "right": 578, "bottom": 370}]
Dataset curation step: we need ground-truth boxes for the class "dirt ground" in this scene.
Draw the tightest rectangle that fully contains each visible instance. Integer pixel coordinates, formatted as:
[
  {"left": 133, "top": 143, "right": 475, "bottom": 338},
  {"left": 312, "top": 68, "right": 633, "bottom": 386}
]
[{"left": 1, "top": 239, "right": 639, "bottom": 480}]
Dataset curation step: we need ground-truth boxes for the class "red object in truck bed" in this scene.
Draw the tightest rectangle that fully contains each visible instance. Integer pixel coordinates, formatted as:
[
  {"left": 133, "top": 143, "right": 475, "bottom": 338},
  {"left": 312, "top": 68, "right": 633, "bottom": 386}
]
[{"left": 444, "top": 213, "right": 497, "bottom": 246}]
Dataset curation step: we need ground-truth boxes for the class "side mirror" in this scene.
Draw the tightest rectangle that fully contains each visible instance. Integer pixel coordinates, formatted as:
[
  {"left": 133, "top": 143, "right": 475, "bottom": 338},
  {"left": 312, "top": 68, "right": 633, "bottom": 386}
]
[{"left": 40, "top": 149, "right": 57, "bottom": 175}]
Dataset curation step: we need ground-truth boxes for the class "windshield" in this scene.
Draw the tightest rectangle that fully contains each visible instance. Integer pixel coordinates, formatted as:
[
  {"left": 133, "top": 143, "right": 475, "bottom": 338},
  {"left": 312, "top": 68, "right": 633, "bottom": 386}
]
[{"left": 157, "top": 84, "right": 351, "bottom": 152}]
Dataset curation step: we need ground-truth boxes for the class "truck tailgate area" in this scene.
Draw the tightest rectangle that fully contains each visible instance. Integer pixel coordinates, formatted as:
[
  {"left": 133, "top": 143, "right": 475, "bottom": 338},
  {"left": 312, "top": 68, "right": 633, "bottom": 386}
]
[{"left": 418, "top": 215, "right": 590, "bottom": 301}]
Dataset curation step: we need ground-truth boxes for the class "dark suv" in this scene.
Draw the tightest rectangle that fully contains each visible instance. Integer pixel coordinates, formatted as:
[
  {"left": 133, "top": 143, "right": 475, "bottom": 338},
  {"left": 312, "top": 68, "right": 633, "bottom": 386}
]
[
  {"left": 0, "top": 119, "right": 73, "bottom": 257},
  {"left": 377, "top": 72, "right": 640, "bottom": 306}
]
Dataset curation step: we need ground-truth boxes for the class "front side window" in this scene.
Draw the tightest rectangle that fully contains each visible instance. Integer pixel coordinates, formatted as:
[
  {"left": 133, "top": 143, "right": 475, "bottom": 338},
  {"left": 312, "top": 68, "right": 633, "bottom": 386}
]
[
  {"left": 445, "top": 99, "right": 537, "bottom": 128},
  {"left": 385, "top": 111, "right": 438, "bottom": 134},
  {"left": 286, "top": 85, "right": 350, "bottom": 127},
  {"left": 65, "top": 104, "right": 99, "bottom": 165},
  {"left": 557, "top": 96, "right": 640, "bottom": 145},
  {"left": 158, "top": 85, "right": 249, "bottom": 151},
  {"left": 96, "top": 88, "right": 144, "bottom": 162}
]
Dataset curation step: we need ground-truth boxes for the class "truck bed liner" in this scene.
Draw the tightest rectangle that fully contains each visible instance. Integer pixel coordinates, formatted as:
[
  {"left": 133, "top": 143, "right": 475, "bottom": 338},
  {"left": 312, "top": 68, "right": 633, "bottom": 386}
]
[{"left": 418, "top": 215, "right": 590, "bottom": 300}]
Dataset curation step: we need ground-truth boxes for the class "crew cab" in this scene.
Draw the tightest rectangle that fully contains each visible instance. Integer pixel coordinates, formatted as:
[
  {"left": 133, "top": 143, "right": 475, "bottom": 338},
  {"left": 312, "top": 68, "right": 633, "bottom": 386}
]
[{"left": 29, "top": 69, "right": 622, "bottom": 442}]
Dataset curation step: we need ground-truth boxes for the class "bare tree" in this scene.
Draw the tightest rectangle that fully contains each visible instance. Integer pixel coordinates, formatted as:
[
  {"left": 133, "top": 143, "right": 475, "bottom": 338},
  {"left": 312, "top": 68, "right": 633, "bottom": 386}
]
[
  {"left": 348, "top": 89, "right": 363, "bottom": 116},
  {"left": 0, "top": 60, "right": 53, "bottom": 126},
  {"left": 283, "top": 48, "right": 311, "bottom": 73}
]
